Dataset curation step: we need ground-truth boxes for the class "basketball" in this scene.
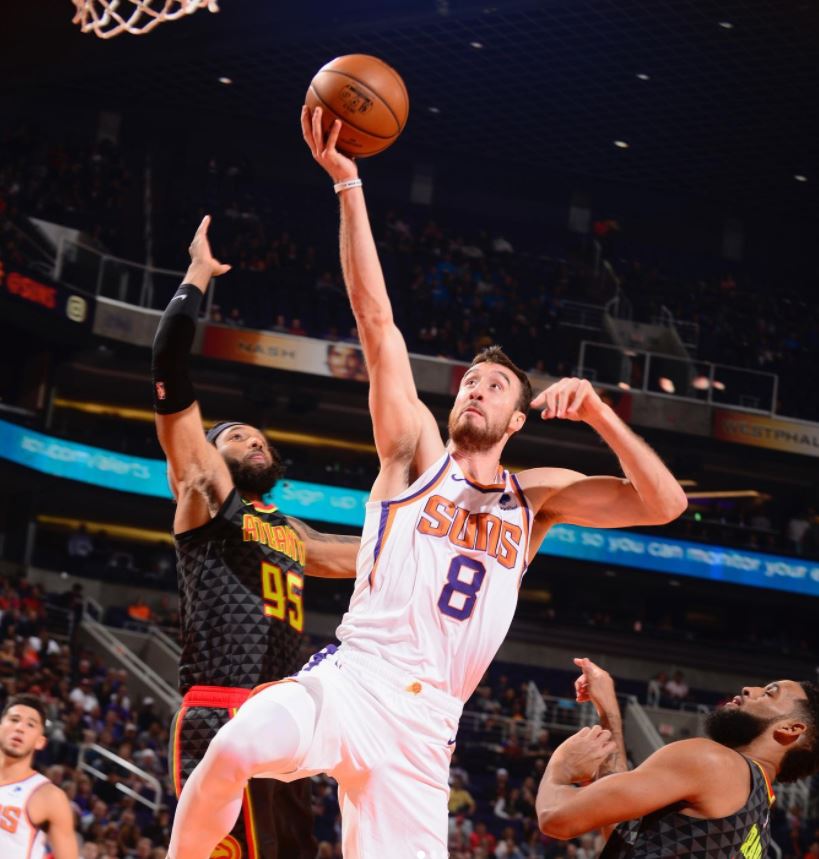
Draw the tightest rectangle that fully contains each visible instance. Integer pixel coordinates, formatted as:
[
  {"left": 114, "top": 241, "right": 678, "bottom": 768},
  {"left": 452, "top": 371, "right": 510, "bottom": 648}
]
[{"left": 305, "top": 54, "right": 409, "bottom": 158}]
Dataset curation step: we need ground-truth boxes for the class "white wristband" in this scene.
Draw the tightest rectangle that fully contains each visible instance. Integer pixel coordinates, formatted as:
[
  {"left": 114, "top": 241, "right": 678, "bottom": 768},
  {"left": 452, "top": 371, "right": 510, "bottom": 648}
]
[{"left": 334, "top": 178, "right": 363, "bottom": 194}]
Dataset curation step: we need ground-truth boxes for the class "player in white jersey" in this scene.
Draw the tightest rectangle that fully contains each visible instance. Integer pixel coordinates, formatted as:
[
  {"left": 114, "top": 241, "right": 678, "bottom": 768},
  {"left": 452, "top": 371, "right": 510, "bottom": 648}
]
[
  {"left": 0, "top": 695, "right": 77, "bottom": 859},
  {"left": 166, "top": 111, "right": 688, "bottom": 859}
]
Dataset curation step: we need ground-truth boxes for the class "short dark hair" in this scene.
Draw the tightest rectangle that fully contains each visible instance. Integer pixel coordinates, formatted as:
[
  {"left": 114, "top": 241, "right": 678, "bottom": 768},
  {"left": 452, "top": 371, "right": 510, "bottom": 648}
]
[
  {"left": 2, "top": 694, "right": 47, "bottom": 730},
  {"left": 470, "top": 346, "right": 533, "bottom": 414},
  {"left": 778, "top": 681, "right": 819, "bottom": 783}
]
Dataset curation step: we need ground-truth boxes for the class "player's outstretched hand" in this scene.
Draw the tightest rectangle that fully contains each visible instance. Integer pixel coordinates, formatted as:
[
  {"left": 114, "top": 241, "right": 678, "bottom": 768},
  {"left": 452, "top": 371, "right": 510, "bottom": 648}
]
[
  {"left": 574, "top": 657, "right": 617, "bottom": 717},
  {"left": 301, "top": 105, "right": 359, "bottom": 184},
  {"left": 188, "top": 215, "right": 231, "bottom": 279},
  {"left": 531, "top": 378, "right": 605, "bottom": 422},
  {"left": 549, "top": 725, "right": 617, "bottom": 785}
]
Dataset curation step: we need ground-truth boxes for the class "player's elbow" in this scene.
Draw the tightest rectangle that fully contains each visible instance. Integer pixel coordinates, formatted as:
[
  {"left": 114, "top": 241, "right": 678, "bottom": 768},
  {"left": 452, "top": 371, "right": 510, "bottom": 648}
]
[
  {"left": 171, "top": 464, "right": 210, "bottom": 501},
  {"left": 657, "top": 486, "right": 688, "bottom": 523},
  {"left": 634, "top": 483, "right": 688, "bottom": 526},
  {"left": 538, "top": 808, "right": 578, "bottom": 840}
]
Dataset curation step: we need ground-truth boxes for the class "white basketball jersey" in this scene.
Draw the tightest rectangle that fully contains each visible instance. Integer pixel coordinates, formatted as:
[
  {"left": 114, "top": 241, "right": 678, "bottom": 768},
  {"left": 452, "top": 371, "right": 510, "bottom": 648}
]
[
  {"left": 0, "top": 772, "right": 50, "bottom": 859},
  {"left": 337, "top": 452, "right": 532, "bottom": 702}
]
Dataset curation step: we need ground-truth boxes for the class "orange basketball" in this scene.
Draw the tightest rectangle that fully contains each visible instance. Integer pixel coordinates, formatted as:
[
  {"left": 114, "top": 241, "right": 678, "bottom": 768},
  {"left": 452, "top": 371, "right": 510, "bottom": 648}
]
[{"left": 305, "top": 54, "right": 409, "bottom": 158}]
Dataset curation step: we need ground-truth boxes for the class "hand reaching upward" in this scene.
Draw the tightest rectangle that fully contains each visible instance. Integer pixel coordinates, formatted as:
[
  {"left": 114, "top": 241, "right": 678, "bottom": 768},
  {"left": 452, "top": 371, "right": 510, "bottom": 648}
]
[
  {"left": 301, "top": 106, "right": 359, "bottom": 184},
  {"left": 574, "top": 657, "right": 617, "bottom": 717},
  {"left": 185, "top": 215, "right": 231, "bottom": 291}
]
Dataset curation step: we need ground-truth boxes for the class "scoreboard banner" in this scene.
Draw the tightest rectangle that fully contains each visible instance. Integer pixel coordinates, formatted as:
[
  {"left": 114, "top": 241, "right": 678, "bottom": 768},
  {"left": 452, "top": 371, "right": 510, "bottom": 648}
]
[
  {"left": 713, "top": 409, "right": 819, "bottom": 458},
  {"left": 201, "top": 324, "right": 461, "bottom": 395},
  {"left": 3, "top": 418, "right": 818, "bottom": 597},
  {"left": 0, "top": 259, "right": 93, "bottom": 340}
]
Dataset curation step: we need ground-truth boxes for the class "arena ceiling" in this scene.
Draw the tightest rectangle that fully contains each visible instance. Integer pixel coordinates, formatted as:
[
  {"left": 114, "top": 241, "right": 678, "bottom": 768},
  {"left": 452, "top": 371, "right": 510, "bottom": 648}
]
[{"left": 6, "top": 0, "right": 819, "bottom": 209}]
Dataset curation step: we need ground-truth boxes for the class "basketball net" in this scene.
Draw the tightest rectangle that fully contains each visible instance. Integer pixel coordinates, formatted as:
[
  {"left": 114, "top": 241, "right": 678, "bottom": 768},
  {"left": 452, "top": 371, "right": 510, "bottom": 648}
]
[{"left": 71, "top": 0, "right": 219, "bottom": 39}]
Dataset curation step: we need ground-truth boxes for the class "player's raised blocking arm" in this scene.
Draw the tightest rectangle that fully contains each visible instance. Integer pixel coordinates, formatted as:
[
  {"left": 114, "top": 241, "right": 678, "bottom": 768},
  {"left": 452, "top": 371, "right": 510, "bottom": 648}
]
[{"left": 152, "top": 216, "right": 232, "bottom": 518}]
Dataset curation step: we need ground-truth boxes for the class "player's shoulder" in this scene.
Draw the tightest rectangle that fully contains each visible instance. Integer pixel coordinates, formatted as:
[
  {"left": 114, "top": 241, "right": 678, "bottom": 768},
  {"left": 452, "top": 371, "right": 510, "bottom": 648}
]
[
  {"left": 27, "top": 778, "right": 70, "bottom": 822},
  {"left": 514, "top": 467, "right": 586, "bottom": 500},
  {"left": 652, "top": 737, "right": 742, "bottom": 772}
]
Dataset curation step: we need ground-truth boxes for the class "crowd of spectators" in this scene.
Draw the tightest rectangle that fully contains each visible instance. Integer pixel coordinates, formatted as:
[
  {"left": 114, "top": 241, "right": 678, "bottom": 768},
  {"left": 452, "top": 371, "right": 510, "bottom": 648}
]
[
  {"left": 0, "top": 575, "right": 173, "bottom": 857},
  {"left": 645, "top": 669, "right": 690, "bottom": 708},
  {"left": 615, "top": 259, "right": 819, "bottom": 422},
  {"left": 0, "top": 125, "right": 141, "bottom": 260},
  {"left": 1, "top": 568, "right": 817, "bottom": 856},
  {"left": 170, "top": 153, "right": 601, "bottom": 381},
  {"left": 3, "top": 121, "right": 819, "bottom": 422}
]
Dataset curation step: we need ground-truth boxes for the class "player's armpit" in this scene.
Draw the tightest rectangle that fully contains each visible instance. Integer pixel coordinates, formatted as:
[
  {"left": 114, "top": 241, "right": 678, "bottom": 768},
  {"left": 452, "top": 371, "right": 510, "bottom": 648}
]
[
  {"left": 29, "top": 784, "right": 79, "bottom": 859},
  {"left": 287, "top": 517, "right": 361, "bottom": 578},
  {"left": 537, "top": 739, "right": 718, "bottom": 840},
  {"left": 155, "top": 403, "right": 233, "bottom": 530}
]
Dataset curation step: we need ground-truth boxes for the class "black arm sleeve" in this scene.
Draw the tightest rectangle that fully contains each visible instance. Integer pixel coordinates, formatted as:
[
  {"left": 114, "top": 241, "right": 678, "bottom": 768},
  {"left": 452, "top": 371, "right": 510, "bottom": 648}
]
[{"left": 151, "top": 284, "right": 204, "bottom": 414}]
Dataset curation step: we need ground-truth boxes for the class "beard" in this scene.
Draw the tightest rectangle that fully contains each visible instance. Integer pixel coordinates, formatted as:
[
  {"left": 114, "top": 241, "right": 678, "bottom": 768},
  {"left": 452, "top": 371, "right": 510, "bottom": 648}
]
[
  {"left": 225, "top": 453, "right": 284, "bottom": 496},
  {"left": 704, "top": 706, "right": 772, "bottom": 748},
  {"left": 448, "top": 406, "right": 509, "bottom": 453},
  {"left": 705, "top": 703, "right": 819, "bottom": 783}
]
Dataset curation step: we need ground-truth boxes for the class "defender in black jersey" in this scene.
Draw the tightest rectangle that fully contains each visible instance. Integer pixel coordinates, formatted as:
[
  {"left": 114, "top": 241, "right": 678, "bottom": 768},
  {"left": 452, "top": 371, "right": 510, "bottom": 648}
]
[
  {"left": 536, "top": 659, "right": 819, "bottom": 859},
  {"left": 153, "top": 217, "right": 359, "bottom": 859}
]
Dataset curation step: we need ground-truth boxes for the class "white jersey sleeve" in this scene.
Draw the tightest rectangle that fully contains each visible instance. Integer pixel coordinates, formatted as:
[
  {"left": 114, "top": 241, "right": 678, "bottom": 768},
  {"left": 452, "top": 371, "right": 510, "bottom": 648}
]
[{"left": 0, "top": 772, "right": 50, "bottom": 859}]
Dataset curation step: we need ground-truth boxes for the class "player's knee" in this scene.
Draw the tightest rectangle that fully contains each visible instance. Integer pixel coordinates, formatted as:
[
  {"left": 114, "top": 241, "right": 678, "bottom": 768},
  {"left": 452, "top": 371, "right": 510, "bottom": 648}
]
[
  {"left": 208, "top": 700, "right": 305, "bottom": 779},
  {"left": 204, "top": 722, "right": 254, "bottom": 785}
]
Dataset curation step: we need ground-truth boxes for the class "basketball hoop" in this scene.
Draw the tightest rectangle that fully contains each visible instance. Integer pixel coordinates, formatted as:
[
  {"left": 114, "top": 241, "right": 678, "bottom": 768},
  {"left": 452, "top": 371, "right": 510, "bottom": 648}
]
[{"left": 71, "top": 0, "right": 219, "bottom": 39}]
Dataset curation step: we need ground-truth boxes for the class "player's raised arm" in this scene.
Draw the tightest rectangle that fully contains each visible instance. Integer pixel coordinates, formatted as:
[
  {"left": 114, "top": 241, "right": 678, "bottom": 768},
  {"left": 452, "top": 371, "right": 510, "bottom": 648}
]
[
  {"left": 536, "top": 736, "right": 721, "bottom": 840},
  {"left": 574, "top": 658, "right": 627, "bottom": 778},
  {"left": 301, "top": 107, "right": 445, "bottom": 497},
  {"left": 152, "top": 216, "right": 233, "bottom": 531},
  {"left": 519, "top": 378, "right": 687, "bottom": 540}
]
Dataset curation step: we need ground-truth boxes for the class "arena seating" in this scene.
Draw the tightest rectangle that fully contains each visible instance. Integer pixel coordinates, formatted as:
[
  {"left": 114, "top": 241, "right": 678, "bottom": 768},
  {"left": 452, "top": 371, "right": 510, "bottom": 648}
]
[{"left": 3, "top": 125, "right": 819, "bottom": 423}]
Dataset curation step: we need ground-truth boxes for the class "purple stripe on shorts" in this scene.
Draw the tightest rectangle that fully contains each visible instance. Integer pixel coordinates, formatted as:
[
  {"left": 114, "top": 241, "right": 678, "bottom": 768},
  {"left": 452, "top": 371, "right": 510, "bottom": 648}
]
[{"left": 300, "top": 643, "right": 338, "bottom": 673}]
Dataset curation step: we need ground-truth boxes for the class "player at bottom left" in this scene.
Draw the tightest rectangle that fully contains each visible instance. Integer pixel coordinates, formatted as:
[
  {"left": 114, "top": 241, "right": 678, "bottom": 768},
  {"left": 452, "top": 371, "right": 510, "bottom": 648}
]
[{"left": 0, "top": 694, "right": 78, "bottom": 859}]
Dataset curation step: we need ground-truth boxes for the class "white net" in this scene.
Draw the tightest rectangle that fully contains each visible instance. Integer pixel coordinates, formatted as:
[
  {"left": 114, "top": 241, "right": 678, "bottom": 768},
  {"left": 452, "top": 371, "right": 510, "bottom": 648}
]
[{"left": 71, "top": 0, "right": 219, "bottom": 39}]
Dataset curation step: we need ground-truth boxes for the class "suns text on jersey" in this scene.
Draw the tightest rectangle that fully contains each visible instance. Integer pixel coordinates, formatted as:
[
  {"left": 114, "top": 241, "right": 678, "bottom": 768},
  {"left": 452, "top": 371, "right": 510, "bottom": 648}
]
[
  {"left": 0, "top": 804, "right": 21, "bottom": 833},
  {"left": 417, "top": 494, "right": 522, "bottom": 568},
  {"left": 242, "top": 515, "right": 306, "bottom": 566}
]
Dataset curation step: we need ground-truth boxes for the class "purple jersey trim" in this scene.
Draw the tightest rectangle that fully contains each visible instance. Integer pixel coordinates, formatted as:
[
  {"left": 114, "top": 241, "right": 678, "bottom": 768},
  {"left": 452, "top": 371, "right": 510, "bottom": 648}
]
[
  {"left": 510, "top": 473, "right": 532, "bottom": 585},
  {"left": 368, "top": 454, "right": 452, "bottom": 586},
  {"left": 457, "top": 468, "right": 508, "bottom": 493}
]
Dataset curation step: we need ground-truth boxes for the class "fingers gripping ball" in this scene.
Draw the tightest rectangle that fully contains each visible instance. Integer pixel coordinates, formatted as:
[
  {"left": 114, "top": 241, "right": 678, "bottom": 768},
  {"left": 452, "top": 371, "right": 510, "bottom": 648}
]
[{"left": 305, "top": 54, "right": 409, "bottom": 157}]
